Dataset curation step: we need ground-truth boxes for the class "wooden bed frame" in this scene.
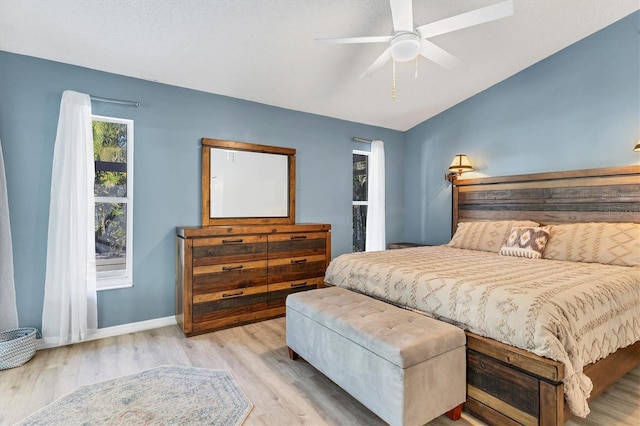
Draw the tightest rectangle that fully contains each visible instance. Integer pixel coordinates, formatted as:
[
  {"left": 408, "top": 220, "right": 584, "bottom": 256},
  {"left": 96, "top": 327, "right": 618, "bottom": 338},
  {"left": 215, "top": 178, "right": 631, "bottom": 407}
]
[{"left": 451, "top": 165, "right": 640, "bottom": 425}]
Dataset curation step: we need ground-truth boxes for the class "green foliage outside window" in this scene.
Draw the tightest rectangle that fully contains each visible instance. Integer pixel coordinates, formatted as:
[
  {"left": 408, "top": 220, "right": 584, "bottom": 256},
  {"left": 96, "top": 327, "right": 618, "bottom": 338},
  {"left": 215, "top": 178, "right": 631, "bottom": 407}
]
[{"left": 93, "top": 120, "right": 128, "bottom": 261}]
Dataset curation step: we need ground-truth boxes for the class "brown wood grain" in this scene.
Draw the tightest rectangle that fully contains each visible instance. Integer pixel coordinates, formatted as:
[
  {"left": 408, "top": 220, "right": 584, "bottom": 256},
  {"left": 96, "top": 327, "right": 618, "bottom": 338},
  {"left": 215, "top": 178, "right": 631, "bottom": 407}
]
[
  {"left": 192, "top": 235, "right": 268, "bottom": 266},
  {"left": 176, "top": 224, "right": 330, "bottom": 335},
  {"left": 201, "top": 138, "right": 296, "bottom": 226},
  {"left": 178, "top": 223, "right": 331, "bottom": 238},
  {"left": 193, "top": 295, "right": 269, "bottom": 318},
  {"left": 175, "top": 238, "right": 185, "bottom": 332},
  {"left": 466, "top": 333, "right": 564, "bottom": 382},
  {"left": 192, "top": 266, "right": 269, "bottom": 295},
  {"left": 268, "top": 260, "right": 327, "bottom": 284},
  {"left": 192, "top": 292, "right": 269, "bottom": 324},
  {"left": 202, "top": 138, "right": 296, "bottom": 155},
  {"left": 452, "top": 184, "right": 459, "bottom": 237},
  {"left": 201, "top": 145, "right": 210, "bottom": 226},
  {"left": 267, "top": 285, "right": 319, "bottom": 309},
  {"left": 193, "top": 283, "right": 271, "bottom": 303},
  {"left": 194, "top": 259, "right": 268, "bottom": 274},
  {"left": 459, "top": 209, "right": 639, "bottom": 224},
  {"left": 540, "top": 380, "right": 564, "bottom": 426},
  {"left": 468, "top": 385, "right": 537, "bottom": 425},
  {"left": 268, "top": 277, "right": 324, "bottom": 292},
  {"left": 455, "top": 165, "right": 640, "bottom": 186},
  {"left": 268, "top": 233, "right": 327, "bottom": 259},
  {"left": 289, "top": 155, "right": 296, "bottom": 225},
  {"left": 190, "top": 306, "right": 286, "bottom": 335},
  {"left": 467, "top": 350, "right": 539, "bottom": 417},
  {"left": 465, "top": 397, "right": 523, "bottom": 426},
  {"left": 325, "top": 231, "right": 332, "bottom": 268},
  {"left": 183, "top": 238, "right": 193, "bottom": 334}
]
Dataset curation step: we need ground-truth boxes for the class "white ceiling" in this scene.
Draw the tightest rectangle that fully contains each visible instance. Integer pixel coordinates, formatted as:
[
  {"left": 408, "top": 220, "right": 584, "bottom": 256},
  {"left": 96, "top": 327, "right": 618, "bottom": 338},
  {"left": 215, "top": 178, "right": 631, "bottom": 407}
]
[{"left": 1, "top": 0, "right": 638, "bottom": 131}]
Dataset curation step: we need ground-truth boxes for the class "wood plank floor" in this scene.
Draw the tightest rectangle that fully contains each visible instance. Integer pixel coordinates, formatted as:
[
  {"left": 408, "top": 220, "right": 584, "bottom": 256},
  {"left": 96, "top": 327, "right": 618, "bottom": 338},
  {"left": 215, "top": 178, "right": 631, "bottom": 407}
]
[{"left": 1, "top": 318, "right": 638, "bottom": 425}]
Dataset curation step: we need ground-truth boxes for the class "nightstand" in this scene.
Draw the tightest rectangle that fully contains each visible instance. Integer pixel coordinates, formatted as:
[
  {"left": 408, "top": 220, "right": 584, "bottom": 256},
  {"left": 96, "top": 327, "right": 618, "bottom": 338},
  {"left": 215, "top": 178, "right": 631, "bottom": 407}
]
[{"left": 387, "top": 242, "right": 428, "bottom": 250}]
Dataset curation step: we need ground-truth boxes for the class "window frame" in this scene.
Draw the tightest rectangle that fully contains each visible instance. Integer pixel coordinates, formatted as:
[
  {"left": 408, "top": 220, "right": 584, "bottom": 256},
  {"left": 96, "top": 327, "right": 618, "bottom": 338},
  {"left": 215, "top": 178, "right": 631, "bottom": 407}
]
[
  {"left": 92, "top": 114, "right": 134, "bottom": 291},
  {"left": 352, "top": 149, "right": 370, "bottom": 252}
]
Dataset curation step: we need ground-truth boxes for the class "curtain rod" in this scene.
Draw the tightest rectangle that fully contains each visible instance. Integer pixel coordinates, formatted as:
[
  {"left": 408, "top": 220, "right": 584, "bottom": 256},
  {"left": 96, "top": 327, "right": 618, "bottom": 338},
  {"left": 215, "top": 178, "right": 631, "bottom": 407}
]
[
  {"left": 352, "top": 137, "right": 372, "bottom": 143},
  {"left": 90, "top": 95, "right": 140, "bottom": 107}
]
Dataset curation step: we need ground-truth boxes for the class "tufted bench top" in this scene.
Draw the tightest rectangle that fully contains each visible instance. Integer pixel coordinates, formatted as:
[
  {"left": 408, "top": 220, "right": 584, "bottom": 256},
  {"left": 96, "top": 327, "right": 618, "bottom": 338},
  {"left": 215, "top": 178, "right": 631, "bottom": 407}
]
[{"left": 286, "top": 287, "right": 465, "bottom": 369}]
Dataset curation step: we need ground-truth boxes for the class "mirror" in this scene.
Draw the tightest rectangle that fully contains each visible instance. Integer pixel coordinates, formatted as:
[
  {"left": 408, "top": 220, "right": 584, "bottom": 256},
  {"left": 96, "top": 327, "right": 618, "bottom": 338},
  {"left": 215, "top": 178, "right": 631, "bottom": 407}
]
[{"left": 201, "top": 138, "right": 296, "bottom": 225}]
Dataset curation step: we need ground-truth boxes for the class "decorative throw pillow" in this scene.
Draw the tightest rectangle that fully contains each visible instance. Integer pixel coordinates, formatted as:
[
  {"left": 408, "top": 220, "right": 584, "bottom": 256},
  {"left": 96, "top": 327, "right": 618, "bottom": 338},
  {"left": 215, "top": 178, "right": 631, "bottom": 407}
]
[
  {"left": 543, "top": 222, "right": 640, "bottom": 267},
  {"left": 447, "top": 220, "right": 540, "bottom": 253},
  {"left": 499, "top": 227, "right": 550, "bottom": 259}
]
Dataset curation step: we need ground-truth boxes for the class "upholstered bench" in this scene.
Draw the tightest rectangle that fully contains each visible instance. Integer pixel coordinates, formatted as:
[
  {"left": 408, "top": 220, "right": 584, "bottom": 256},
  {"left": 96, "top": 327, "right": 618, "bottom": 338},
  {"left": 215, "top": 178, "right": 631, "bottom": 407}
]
[{"left": 286, "top": 287, "right": 466, "bottom": 426}]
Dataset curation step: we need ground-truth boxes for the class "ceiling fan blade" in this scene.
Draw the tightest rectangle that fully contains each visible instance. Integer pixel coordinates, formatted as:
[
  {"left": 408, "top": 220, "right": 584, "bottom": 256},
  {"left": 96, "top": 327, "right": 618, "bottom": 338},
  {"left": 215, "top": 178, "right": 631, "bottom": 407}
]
[
  {"left": 389, "top": 0, "right": 414, "bottom": 33},
  {"left": 359, "top": 48, "right": 392, "bottom": 79},
  {"left": 416, "top": 0, "right": 513, "bottom": 39},
  {"left": 316, "top": 36, "right": 392, "bottom": 44},
  {"left": 419, "top": 40, "right": 462, "bottom": 70}
]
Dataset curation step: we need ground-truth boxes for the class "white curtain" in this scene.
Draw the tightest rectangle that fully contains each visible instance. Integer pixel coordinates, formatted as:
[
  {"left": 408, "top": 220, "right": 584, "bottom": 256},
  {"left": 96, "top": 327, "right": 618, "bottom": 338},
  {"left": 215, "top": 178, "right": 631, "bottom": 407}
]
[
  {"left": 42, "top": 90, "right": 97, "bottom": 346},
  {"left": 365, "top": 140, "right": 386, "bottom": 252},
  {"left": 0, "top": 138, "right": 19, "bottom": 331}
]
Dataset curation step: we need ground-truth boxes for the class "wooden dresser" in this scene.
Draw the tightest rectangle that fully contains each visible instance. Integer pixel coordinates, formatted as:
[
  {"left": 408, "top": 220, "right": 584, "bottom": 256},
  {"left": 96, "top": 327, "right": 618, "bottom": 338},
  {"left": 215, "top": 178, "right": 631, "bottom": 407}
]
[{"left": 176, "top": 223, "right": 331, "bottom": 336}]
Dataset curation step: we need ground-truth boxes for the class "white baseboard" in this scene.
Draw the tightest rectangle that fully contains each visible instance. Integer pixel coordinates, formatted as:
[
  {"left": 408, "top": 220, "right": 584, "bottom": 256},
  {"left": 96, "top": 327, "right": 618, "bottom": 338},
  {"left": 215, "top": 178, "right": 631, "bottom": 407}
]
[{"left": 36, "top": 316, "right": 178, "bottom": 350}]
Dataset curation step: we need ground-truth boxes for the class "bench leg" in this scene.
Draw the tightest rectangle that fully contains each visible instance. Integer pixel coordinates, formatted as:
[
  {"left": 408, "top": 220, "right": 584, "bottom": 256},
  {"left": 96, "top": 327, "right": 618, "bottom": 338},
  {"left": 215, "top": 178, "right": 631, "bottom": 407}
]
[
  {"left": 288, "top": 347, "right": 299, "bottom": 360},
  {"left": 446, "top": 403, "right": 463, "bottom": 421}
]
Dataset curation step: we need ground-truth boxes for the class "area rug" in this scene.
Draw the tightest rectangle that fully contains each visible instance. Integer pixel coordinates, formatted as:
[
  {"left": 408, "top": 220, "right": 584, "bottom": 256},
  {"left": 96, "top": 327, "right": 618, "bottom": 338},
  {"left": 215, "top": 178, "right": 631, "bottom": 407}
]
[{"left": 16, "top": 365, "right": 253, "bottom": 426}]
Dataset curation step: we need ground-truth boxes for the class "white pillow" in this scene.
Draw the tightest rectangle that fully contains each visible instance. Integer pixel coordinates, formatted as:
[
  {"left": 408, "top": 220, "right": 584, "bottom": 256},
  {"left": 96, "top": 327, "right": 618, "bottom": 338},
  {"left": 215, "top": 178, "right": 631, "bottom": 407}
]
[
  {"left": 447, "top": 220, "right": 540, "bottom": 253},
  {"left": 543, "top": 222, "right": 640, "bottom": 267}
]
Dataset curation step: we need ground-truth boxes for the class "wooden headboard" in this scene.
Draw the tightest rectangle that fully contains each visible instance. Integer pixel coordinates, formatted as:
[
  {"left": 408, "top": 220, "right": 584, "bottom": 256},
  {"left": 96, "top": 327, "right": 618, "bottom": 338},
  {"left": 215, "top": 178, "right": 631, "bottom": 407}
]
[{"left": 452, "top": 165, "right": 640, "bottom": 235}]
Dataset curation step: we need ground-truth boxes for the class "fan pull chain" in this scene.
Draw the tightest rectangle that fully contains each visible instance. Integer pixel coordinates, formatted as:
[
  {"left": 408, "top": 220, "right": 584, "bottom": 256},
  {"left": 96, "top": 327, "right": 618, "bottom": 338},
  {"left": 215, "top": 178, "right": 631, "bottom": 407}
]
[
  {"left": 415, "top": 57, "right": 418, "bottom": 79},
  {"left": 392, "top": 60, "right": 396, "bottom": 101}
]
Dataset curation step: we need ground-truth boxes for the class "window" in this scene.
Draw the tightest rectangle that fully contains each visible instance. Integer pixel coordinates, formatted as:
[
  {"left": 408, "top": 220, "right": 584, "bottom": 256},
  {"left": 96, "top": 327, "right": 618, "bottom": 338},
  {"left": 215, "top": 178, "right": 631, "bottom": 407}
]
[
  {"left": 92, "top": 115, "right": 133, "bottom": 290},
  {"left": 352, "top": 150, "right": 369, "bottom": 252}
]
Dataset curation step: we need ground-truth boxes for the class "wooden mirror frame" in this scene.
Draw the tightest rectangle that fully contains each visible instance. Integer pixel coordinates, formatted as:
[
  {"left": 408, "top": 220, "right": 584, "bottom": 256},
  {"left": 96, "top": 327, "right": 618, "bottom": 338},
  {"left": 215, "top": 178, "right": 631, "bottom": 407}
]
[{"left": 201, "top": 138, "right": 296, "bottom": 226}]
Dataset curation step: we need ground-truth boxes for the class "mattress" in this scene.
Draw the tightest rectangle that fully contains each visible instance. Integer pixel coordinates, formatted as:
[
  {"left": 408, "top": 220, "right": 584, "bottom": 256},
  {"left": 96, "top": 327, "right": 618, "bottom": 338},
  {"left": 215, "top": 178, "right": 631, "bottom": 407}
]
[{"left": 324, "top": 245, "right": 640, "bottom": 417}]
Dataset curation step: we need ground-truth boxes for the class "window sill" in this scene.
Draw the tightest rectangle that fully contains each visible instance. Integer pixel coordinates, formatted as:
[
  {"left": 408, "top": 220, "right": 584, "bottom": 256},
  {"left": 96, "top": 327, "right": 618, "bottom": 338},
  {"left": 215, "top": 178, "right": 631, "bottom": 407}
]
[{"left": 97, "top": 280, "right": 132, "bottom": 291}]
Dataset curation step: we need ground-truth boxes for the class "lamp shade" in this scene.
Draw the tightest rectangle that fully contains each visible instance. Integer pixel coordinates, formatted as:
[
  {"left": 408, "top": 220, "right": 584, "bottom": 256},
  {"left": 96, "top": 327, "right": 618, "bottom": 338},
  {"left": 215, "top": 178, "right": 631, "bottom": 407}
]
[
  {"left": 634, "top": 140, "right": 640, "bottom": 152},
  {"left": 448, "top": 155, "right": 474, "bottom": 173}
]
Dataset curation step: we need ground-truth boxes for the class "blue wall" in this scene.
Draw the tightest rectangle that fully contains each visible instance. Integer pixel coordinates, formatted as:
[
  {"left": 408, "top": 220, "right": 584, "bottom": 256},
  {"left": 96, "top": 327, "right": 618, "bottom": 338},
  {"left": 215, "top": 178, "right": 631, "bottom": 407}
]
[
  {"left": 404, "top": 11, "right": 640, "bottom": 245},
  {"left": 0, "top": 52, "right": 404, "bottom": 328}
]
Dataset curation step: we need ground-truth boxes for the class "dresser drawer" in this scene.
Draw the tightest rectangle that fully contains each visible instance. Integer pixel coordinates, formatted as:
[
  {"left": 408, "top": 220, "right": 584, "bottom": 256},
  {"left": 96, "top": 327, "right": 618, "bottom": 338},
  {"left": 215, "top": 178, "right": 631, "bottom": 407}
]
[
  {"left": 268, "top": 232, "right": 327, "bottom": 259},
  {"left": 193, "top": 260, "right": 268, "bottom": 294},
  {"left": 267, "top": 277, "right": 324, "bottom": 308},
  {"left": 192, "top": 235, "right": 268, "bottom": 266},
  {"left": 267, "top": 255, "right": 326, "bottom": 284},
  {"left": 192, "top": 292, "right": 268, "bottom": 325}
]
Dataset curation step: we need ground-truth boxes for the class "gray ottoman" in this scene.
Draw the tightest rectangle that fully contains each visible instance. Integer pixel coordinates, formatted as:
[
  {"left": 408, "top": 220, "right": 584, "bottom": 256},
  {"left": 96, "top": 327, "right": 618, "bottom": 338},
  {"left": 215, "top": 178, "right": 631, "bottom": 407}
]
[{"left": 286, "top": 287, "right": 466, "bottom": 426}]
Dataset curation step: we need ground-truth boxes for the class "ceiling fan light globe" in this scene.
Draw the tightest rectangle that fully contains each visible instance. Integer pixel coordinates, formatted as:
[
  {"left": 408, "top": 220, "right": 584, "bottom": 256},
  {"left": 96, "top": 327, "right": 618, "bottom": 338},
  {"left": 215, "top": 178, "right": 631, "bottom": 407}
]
[{"left": 390, "top": 33, "right": 421, "bottom": 62}]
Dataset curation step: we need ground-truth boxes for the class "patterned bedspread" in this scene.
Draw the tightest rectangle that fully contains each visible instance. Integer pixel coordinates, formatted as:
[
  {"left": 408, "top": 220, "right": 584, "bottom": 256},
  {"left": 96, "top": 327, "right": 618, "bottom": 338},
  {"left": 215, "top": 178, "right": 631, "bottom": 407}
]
[{"left": 324, "top": 246, "right": 640, "bottom": 417}]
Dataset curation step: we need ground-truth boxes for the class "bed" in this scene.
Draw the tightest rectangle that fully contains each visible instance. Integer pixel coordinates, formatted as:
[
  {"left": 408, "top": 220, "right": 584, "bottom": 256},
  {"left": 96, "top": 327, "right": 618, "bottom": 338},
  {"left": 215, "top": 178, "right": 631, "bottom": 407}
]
[{"left": 324, "top": 165, "right": 640, "bottom": 425}]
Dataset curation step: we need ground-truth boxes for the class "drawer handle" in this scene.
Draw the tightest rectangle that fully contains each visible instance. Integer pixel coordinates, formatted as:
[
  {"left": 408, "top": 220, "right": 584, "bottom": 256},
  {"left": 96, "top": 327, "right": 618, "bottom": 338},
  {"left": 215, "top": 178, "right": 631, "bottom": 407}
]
[
  {"left": 290, "top": 258, "right": 307, "bottom": 264},
  {"left": 222, "top": 291, "right": 244, "bottom": 298},
  {"left": 290, "top": 235, "right": 307, "bottom": 240},
  {"left": 222, "top": 265, "right": 244, "bottom": 271},
  {"left": 222, "top": 239, "right": 244, "bottom": 244},
  {"left": 290, "top": 282, "right": 308, "bottom": 288}
]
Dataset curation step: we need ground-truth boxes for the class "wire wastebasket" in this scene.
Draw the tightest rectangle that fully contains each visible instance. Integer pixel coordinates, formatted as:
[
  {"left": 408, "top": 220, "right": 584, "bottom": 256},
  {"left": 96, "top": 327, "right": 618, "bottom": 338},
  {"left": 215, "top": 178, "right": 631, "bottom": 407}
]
[{"left": 0, "top": 327, "right": 38, "bottom": 370}]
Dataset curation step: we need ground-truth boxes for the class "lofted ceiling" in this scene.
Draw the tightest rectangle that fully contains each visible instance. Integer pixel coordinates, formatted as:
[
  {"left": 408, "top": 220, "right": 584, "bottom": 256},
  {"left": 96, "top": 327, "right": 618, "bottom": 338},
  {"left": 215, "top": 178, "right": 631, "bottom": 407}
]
[{"left": 0, "top": 0, "right": 638, "bottom": 131}]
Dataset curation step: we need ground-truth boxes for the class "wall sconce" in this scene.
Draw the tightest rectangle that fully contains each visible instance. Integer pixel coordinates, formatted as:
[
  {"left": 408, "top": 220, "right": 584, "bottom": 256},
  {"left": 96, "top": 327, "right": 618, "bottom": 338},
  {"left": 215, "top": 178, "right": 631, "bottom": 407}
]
[
  {"left": 634, "top": 140, "right": 640, "bottom": 152},
  {"left": 445, "top": 154, "right": 473, "bottom": 182}
]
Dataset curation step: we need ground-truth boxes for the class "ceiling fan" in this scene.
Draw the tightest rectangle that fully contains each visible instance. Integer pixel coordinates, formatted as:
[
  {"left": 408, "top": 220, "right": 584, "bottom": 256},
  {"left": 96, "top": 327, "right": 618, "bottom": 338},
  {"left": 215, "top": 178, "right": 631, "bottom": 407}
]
[{"left": 317, "top": 0, "right": 514, "bottom": 79}]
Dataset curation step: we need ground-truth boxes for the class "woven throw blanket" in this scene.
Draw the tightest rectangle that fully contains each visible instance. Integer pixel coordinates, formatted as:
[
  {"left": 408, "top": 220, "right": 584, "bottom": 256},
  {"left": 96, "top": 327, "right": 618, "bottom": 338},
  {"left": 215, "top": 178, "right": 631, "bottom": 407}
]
[{"left": 325, "top": 246, "right": 640, "bottom": 417}]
